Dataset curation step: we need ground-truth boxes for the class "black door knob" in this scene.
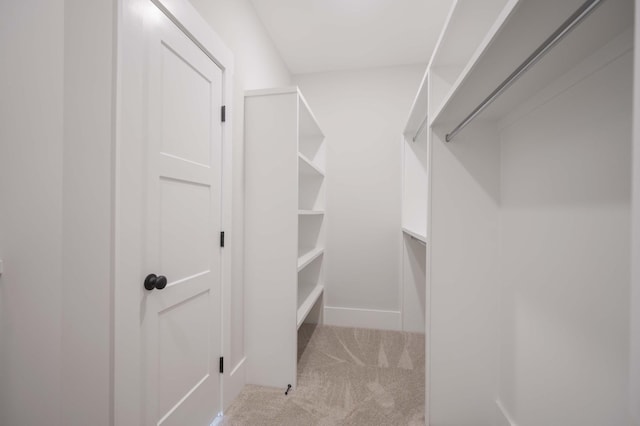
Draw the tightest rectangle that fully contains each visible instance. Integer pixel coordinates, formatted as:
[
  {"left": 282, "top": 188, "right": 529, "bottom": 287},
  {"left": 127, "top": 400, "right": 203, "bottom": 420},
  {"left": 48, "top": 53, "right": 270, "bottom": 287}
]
[
  {"left": 144, "top": 274, "right": 168, "bottom": 291},
  {"left": 155, "top": 275, "right": 167, "bottom": 290}
]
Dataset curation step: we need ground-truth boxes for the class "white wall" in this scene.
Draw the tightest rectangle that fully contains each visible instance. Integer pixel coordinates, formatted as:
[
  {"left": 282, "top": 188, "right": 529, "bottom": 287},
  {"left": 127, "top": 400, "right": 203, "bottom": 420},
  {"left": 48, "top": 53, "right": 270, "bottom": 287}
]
[
  {"left": 630, "top": 1, "right": 640, "bottom": 423},
  {"left": 294, "top": 65, "right": 425, "bottom": 330},
  {"left": 498, "top": 38, "right": 632, "bottom": 426},
  {"left": 0, "top": 1, "right": 64, "bottom": 425},
  {"left": 1, "top": 2, "right": 115, "bottom": 426},
  {"left": 61, "top": 1, "right": 115, "bottom": 425},
  {"left": 186, "top": 0, "right": 292, "bottom": 405}
]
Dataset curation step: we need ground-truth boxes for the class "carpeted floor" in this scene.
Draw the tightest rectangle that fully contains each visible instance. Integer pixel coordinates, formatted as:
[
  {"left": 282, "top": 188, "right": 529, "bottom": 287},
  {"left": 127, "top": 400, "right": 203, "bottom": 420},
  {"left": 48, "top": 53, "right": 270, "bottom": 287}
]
[{"left": 219, "top": 324, "right": 425, "bottom": 425}]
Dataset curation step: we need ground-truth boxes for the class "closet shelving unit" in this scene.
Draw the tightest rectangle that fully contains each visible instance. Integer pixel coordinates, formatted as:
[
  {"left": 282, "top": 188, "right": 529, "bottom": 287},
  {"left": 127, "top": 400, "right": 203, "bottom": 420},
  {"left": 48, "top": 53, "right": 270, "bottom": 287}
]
[
  {"left": 400, "top": 68, "right": 429, "bottom": 333},
  {"left": 403, "top": 69, "right": 429, "bottom": 242},
  {"left": 428, "top": 0, "right": 512, "bottom": 120},
  {"left": 430, "top": 0, "right": 630, "bottom": 129},
  {"left": 426, "top": 0, "right": 633, "bottom": 424},
  {"left": 245, "top": 87, "right": 326, "bottom": 389}
]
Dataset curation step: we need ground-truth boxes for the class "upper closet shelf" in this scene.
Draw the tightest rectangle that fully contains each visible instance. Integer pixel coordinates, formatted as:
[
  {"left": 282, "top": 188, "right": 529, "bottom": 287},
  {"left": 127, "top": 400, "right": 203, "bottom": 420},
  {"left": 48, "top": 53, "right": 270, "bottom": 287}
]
[
  {"left": 403, "top": 68, "right": 428, "bottom": 141},
  {"left": 299, "top": 210, "right": 325, "bottom": 216},
  {"left": 245, "top": 86, "right": 324, "bottom": 139},
  {"left": 402, "top": 226, "right": 427, "bottom": 244},
  {"left": 298, "top": 153, "right": 325, "bottom": 177},
  {"left": 298, "top": 91, "right": 324, "bottom": 139},
  {"left": 430, "top": 0, "right": 632, "bottom": 132}
]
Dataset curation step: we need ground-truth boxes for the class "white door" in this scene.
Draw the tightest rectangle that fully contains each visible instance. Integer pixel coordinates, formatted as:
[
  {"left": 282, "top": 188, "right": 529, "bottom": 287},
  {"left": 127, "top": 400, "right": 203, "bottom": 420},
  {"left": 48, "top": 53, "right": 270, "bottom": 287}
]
[{"left": 142, "top": 6, "right": 223, "bottom": 425}]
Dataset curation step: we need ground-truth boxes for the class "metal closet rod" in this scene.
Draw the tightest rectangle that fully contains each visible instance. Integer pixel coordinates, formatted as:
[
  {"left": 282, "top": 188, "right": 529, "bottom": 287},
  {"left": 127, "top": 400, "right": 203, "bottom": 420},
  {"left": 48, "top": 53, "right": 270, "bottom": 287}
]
[
  {"left": 445, "top": 0, "right": 602, "bottom": 143},
  {"left": 412, "top": 115, "right": 429, "bottom": 142}
]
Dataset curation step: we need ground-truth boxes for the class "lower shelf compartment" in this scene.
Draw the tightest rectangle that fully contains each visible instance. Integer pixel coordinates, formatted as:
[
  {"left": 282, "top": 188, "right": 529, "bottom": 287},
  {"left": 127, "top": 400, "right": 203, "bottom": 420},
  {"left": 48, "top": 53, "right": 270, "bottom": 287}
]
[{"left": 297, "top": 282, "right": 324, "bottom": 329}]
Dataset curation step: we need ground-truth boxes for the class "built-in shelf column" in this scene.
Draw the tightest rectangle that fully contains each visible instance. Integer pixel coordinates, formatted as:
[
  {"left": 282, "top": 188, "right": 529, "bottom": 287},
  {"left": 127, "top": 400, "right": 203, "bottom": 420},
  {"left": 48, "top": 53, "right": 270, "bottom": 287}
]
[{"left": 245, "top": 87, "right": 326, "bottom": 389}]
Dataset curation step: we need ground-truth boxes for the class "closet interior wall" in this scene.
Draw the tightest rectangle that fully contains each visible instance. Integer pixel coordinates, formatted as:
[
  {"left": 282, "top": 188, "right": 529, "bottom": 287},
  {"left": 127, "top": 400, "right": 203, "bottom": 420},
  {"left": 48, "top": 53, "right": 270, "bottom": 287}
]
[
  {"left": 425, "top": 0, "right": 634, "bottom": 424},
  {"left": 295, "top": 66, "right": 425, "bottom": 331}
]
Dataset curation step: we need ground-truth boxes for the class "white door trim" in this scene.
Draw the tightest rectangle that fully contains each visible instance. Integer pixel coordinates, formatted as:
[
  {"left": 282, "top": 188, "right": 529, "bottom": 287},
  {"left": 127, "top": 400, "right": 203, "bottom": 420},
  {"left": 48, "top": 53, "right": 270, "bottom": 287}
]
[{"left": 113, "top": 0, "right": 234, "bottom": 424}]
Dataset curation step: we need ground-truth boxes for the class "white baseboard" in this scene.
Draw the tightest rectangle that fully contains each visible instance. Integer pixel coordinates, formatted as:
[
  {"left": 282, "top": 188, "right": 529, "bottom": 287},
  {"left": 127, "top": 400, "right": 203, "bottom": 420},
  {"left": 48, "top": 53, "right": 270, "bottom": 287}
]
[
  {"left": 323, "top": 306, "right": 401, "bottom": 331},
  {"left": 496, "top": 399, "right": 517, "bottom": 426},
  {"left": 223, "top": 357, "right": 246, "bottom": 410}
]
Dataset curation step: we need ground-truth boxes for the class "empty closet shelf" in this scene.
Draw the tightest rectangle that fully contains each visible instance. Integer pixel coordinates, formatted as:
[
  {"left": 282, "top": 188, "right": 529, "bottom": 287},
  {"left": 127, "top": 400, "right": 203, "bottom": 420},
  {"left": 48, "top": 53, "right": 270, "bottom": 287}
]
[
  {"left": 297, "top": 283, "right": 324, "bottom": 329},
  {"left": 297, "top": 247, "right": 324, "bottom": 271},
  {"left": 298, "top": 210, "right": 325, "bottom": 215},
  {"left": 402, "top": 227, "right": 427, "bottom": 244},
  {"left": 298, "top": 153, "right": 325, "bottom": 177},
  {"left": 431, "top": 0, "right": 625, "bottom": 135}
]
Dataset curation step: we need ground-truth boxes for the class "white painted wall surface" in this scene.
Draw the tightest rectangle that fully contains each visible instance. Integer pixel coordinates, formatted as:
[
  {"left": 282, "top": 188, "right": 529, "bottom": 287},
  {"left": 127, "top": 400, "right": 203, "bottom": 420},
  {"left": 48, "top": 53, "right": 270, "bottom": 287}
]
[
  {"left": 186, "top": 0, "right": 291, "bottom": 405},
  {"left": 498, "top": 41, "right": 633, "bottom": 426},
  {"left": 61, "top": 1, "right": 115, "bottom": 425},
  {"left": 0, "top": 1, "right": 64, "bottom": 425},
  {"left": 294, "top": 65, "right": 425, "bottom": 329},
  {"left": 2, "top": 1, "right": 122, "bottom": 425},
  {"left": 630, "top": 1, "right": 640, "bottom": 423}
]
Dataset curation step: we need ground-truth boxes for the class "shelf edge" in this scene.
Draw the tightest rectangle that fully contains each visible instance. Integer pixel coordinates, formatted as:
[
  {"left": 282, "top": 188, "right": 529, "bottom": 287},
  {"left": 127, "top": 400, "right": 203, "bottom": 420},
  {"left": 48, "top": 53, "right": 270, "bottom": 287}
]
[
  {"left": 296, "top": 284, "right": 324, "bottom": 329},
  {"left": 403, "top": 68, "right": 430, "bottom": 135},
  {"left": 297, "top": 247, "right": 324, "bottom": 272},
  {"left": 402, "top": 226, "right": 427, "bottom": 243},
  {"left": 245, "top": 86, "right": 298, "bottom": 97},
  {"left": 298, "top": 153, "right": 325, "bottom": 176},
  {"left": 298, "top": 90, "right": 325, "bottom": 138},
  {"left": 429, "top": 0, "right": 521, "bottom": 126}
]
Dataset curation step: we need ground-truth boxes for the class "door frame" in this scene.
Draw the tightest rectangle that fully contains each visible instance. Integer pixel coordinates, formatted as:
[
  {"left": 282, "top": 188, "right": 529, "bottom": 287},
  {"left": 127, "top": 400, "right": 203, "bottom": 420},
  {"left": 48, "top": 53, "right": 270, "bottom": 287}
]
[{"left": 113, "top": 0, "right": 234, "bottom": 424}]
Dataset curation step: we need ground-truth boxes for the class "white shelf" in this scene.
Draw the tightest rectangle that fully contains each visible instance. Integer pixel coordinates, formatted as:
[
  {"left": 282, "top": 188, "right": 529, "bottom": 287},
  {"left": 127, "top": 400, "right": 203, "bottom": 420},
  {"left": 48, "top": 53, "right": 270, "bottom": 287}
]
[
  {"left": 297, "top": 284, "right": 324, "bottom": 328},
  {"left": 299, "top": 91, "right": 324, "bottom": 139},
  {"left": 403, "top": 67, "right": 429, "bottom": 136},
  {"left": 298, "top": 153, "right": 325, "bottom": 177},
  {"left": 427, "top": 0, "right": 512, "bottom": 116},
  {"left": 245, "top": 86, "right": 299, "bottom": 97},
  {"left": 298, "top": 210, "right": 325, "bottom": 216},
  {"left": 402, "top": 226, "right": 427, "bottom": 244},
  {"left": 245, "top": 87, "right": 324, "bottom": 139},
  {"left": 297, "top": 247, "right": 324, "bottom": 272},
  {"left": 429, "top": 0, "right": 511, "bottom": 71},
  {"left": 431, "top": 0, "right": 632, "bottom": 128}
]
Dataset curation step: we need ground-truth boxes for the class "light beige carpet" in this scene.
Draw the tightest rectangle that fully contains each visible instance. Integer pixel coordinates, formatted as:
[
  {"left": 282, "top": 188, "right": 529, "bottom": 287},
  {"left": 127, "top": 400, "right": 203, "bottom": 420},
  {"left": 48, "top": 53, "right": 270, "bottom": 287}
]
[{"left": 220, "top": 325, "right": 425, "bottom": 425}]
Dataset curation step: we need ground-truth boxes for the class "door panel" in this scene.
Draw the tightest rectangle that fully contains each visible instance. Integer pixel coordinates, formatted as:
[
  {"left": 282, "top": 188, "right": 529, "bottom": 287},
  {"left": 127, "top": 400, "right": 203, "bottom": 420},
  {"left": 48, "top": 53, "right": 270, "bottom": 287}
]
[
  {"left": 159, "top": 179, "right": 211, "bottom": 281},
  {"left": 158, "top": 290, "right": 211, "bottom": 417},
  {"left": 143, "top": 5, "right": 223, "bottom": 426},
  {"left": 160, "top": 44, "right": 213, "bottom": 166}
]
